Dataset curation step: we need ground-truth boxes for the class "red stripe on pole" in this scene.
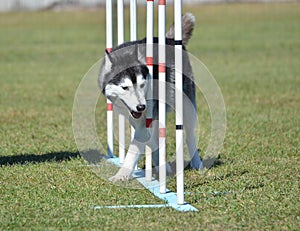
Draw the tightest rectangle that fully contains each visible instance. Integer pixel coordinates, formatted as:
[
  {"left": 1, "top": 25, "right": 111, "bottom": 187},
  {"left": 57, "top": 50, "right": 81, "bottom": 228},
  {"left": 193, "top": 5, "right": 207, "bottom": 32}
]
[
  {"left": 146, "top": 57, "right": 153, "bottom": 66},
  {"left": 159, "top": 128, "right": 166, "bottom": 138},
  {"left": 146, "top": 118, "right": 152, "bottom": 128},
  {"left": 159, "top": 63, "right": 166, "bottom": 73},
  {"left": 107, "top": 103, "right": 113, "bottom": 111},
  {"left": 158, "top": 0, "right": 165, "bottom": 5},
  {"left": 147, "top": 0, "right": 154, "bottom": 1}
]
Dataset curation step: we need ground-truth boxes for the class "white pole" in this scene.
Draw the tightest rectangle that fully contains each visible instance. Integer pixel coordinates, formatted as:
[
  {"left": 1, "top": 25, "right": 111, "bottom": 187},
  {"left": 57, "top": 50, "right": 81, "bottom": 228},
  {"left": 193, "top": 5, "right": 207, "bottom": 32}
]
[
  {"left": 117, "top": 0, "right": 126, "bottom": 164},
  {"left": 130, "top": 0, "right": 137, "bottom": 42},
  {"left": 174, "top": 0, "right": 184, "bottom": 205},
  {"left": 158, "top": 0, "right": 166, "bottom": 194},
  {"left": 106, "top": 0, "right": 114, "bottom": 158},
  {"left": 130, "top": 0, "right": 138, "bottom": 169},
  {"left": 117, "top": 0, "right": 124, "bottom": 45},
  {"left": 145, "top": 0, "right": 154, "bottom": 182}
]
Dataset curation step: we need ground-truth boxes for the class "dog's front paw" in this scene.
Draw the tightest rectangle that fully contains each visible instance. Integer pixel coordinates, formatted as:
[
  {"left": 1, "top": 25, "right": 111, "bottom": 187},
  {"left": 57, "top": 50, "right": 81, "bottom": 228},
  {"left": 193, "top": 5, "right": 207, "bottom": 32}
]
[{"left": 109, "top": 174, "right": 131, "bottom": 182}]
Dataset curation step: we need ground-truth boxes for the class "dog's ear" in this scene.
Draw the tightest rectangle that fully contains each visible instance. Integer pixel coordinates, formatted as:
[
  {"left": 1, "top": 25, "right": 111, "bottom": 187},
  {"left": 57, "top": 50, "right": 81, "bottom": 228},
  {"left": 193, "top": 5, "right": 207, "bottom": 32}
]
[
  {"left": 104, "top": 49, "right": 113, "bottom": 72},
  {"left": 136, "top": 44, "right": 146, "bottom": 64}
]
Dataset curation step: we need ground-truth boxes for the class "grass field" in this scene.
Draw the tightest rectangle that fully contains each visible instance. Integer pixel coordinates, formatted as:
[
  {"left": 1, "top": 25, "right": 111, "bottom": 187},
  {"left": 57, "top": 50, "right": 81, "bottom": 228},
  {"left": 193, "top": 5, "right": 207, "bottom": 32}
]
[{"left": 0, "top": 3, "right": 299, "bottom": 230}]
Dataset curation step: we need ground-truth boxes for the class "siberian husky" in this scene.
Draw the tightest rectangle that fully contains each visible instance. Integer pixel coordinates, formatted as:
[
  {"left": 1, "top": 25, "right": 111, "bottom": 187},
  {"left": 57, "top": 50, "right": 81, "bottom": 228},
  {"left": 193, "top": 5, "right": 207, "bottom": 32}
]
[{"left": 98, "top": 13, "right": 203, "bottom": 182}]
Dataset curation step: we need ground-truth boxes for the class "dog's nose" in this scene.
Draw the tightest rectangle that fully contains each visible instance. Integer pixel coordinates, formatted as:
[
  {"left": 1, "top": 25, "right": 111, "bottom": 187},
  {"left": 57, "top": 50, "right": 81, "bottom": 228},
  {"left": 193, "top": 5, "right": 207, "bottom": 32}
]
[{"left": 136, "top": 104, "right": 146, "bottom": 112}]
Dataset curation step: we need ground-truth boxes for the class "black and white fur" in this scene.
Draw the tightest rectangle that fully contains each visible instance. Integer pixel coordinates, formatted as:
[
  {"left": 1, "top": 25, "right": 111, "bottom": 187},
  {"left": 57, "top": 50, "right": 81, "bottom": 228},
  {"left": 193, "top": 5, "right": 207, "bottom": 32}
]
[{"left": 98, "top": 13, "right": 203, "bottom": 182}]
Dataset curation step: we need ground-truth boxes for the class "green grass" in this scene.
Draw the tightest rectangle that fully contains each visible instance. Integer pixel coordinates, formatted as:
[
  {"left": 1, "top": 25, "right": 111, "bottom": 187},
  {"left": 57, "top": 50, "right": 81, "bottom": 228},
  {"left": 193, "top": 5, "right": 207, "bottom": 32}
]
[{"left": 0, "top": 3, "right": 299, "bottom": 230}]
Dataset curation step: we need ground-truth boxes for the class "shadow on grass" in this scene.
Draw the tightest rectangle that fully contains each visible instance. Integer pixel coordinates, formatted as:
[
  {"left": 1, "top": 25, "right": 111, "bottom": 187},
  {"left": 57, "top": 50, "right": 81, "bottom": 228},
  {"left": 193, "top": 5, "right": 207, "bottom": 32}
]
[
  {"left": 183, "top": 154, "right": 223, "bottom": 170},
  {"left": 0, "top": 149, "right": 224, "bottom": 171},
  {"left": 0, "top": 151, "right": 81, "bottom": 166},
  {"left": 0, "top": 149, "right": 110, "bottom": 167},
  {"left": 203, "top": 156, "right": 223, "bottom": 169}
]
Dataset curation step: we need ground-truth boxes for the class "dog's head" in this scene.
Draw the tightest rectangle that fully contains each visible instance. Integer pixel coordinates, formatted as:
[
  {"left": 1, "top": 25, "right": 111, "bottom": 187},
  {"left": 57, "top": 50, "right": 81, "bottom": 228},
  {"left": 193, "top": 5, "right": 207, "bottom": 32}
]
[{"left": 99, "top": 44, "right": 149, "bottom": 119}]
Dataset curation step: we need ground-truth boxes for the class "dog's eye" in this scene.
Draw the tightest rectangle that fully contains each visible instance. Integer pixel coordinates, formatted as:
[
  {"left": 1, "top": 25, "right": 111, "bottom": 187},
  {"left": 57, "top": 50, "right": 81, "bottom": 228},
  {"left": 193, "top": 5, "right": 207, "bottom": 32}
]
[
  {"left": 140, "top": 83, "right": 145, "bottom": 88},
  {"left": 122, "top": 86, "right": 129, "bottom": 91}
]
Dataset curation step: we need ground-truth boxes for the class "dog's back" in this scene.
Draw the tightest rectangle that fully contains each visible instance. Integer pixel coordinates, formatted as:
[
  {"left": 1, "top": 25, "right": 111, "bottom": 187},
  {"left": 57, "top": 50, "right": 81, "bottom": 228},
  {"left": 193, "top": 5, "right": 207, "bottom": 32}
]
[{"left": 152, "top": 13, "right": 197, "bottom": 118}]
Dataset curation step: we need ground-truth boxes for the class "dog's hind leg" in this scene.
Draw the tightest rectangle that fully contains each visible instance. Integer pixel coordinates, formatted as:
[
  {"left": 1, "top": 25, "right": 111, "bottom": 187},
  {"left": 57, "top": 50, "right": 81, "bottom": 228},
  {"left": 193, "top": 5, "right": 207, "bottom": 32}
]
[
  {"left": 185, "top": 125, "right": 203, "bottom": 170},
  {"left": 183, "top": 97, "right": 203, "bottom": 170}
]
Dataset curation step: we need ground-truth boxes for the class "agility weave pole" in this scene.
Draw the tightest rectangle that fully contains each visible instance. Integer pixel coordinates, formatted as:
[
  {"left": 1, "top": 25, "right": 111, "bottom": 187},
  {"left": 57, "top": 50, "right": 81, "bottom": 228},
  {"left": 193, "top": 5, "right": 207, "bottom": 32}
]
[
  {"left": 158, "top": 0, "right": 167, "bottom": 195},
  {"left": 106, "top": 0, "right": 114, "bottom": 158},
  {"left": 130, "top": 0, "right": 139, "bottom": 171},
  {"left": 99, "top": 0, "right": 197, "bottom": 212},
  {"left": 174, "top": 0, "right": 185, "bottom": 205},
  {"left": 117, "top": 0, "right": 126, "bottom": 164},
  {"left": 145, "top": 0, "right": 154, "bottom": 182}
]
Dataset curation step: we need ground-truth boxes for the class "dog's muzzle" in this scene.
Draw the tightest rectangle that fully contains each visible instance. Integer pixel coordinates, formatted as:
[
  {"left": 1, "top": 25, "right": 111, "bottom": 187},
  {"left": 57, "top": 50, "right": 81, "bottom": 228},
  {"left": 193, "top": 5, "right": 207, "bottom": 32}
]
[{"left": 130, "top": 104, "right": 146, "bottom": 119}]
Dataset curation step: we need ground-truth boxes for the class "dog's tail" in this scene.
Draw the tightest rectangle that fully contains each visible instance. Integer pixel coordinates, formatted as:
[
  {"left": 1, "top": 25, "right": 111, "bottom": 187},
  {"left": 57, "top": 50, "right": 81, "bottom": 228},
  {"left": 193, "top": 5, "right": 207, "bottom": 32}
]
[{"left": 166, "top": 13, "right": 195, "bottom": 46}]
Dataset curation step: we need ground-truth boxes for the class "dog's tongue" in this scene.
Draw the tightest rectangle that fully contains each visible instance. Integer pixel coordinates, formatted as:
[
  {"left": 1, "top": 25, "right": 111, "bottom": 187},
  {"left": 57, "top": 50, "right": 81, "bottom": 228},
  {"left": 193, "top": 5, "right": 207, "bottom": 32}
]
[{"left": 131, "top": 111, "right": 142, "bottom": 119}]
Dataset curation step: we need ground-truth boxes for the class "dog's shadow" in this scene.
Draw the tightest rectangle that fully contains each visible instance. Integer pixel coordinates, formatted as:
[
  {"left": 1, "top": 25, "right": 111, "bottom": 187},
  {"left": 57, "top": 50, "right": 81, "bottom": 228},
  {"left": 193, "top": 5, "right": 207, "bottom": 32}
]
[
  {"left": 0, "top": 149, "right": 115, "bottom": 167},
  {"left": 0, "top": 151, "right": 81, "bottom": 166}
]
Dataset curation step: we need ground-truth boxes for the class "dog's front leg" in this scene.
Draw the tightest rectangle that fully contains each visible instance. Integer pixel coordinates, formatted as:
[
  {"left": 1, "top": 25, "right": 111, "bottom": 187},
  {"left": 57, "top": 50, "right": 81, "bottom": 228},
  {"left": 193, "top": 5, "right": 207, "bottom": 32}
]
[{"left": 109, "top": 138, "right": 144, "bottom": 182}]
